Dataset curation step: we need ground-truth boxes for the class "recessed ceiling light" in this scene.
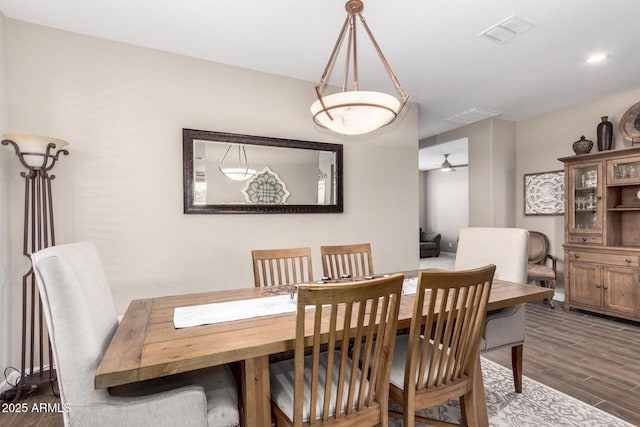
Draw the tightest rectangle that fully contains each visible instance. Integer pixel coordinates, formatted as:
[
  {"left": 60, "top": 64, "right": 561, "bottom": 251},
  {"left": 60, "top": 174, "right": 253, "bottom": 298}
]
[{"left": 587, "top": 53, "right": 608, "bottom": 64}]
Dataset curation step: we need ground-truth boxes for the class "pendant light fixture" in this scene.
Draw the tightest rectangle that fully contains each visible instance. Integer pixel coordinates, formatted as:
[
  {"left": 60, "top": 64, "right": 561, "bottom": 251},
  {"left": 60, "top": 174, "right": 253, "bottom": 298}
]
[
  {"left": 218, "top": 143, "right": 256, "bottom": 181},
  {"left": 310, "top": 0, "right": 408, "bottom": 135}
]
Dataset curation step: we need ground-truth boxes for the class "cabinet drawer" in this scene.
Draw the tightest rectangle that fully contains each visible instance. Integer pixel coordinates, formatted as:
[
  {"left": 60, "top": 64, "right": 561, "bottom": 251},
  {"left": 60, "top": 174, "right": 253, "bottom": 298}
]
[
  {"left": 568, "top": 235, "right": 603, "bottom": 245},
  {"left": 569, "top": 251, "right": 639, "bottom": 267}
]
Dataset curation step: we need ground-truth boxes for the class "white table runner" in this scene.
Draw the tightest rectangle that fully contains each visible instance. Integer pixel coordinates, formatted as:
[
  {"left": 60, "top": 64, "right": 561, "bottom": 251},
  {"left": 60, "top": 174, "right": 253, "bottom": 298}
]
[
  {"left": 174, "top": 278, "right": 419, "bottom": 329},
  {"left": 402, "top": 277, "right": 418, "bottom": 295},
  {"left": 174, "top": 294, "right": 297, "bottom": 328}
]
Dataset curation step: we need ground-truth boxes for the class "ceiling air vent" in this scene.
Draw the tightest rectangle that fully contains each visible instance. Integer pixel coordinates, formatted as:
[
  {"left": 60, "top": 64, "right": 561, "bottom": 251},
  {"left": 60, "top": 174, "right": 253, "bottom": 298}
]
[
  {"left": 446, "top": 107, "right": 502, "bottom": 124},
  {"left": 478, "top": 15, "right": 535, "bottom": 44}
]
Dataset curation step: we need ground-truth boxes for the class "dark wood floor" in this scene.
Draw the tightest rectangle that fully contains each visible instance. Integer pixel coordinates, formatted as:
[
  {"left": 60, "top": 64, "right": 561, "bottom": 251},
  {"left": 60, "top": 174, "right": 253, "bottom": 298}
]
[
  {"left": 2, "top": 300, "right": 639, "bottom": 426},
  {"left": 484, "top": 301, "right": 640, "bottom": 426},
  {"left": 0, "top": 385, "right": 63, "bottom": 427}
]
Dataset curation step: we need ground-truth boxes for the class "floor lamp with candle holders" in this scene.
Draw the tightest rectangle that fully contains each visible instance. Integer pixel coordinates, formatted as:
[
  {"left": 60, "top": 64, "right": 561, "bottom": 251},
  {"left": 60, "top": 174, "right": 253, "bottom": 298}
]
[{"left": 1, "top": 134, "right": 69, "bottom": 402}]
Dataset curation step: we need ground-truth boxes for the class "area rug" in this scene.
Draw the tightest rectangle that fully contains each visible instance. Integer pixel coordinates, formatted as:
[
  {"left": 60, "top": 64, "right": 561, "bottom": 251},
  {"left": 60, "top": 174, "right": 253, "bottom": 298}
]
[{"left": 388, "top": 358, "right": 634, "bottom": 426}]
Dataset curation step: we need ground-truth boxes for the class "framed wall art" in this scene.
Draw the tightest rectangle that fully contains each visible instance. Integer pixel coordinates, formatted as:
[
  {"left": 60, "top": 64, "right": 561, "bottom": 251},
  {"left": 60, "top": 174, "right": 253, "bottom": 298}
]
[{"left": 524, "top": 170, "right": 565, "bottom": 216}]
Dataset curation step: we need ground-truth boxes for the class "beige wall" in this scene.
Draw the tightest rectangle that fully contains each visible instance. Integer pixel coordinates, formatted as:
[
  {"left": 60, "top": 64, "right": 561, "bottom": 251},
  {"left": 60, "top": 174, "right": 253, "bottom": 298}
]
[
  {"left": 515, "top": 87, "right": 640, "bottom": 291},
  {"left": 0, "top": 11, "right": 12, "bottom": 383},
  {"left": 3, "top": 20, "right": 419, "bottom": 367},
  {"left": 423, "top": 118, "right": 517, "bottom": 230},
  {"left": 424, "top": 167, "right": 469, "bottom": 251},
  {"left": 491, "top": 119, "right": 517, "bottom": 228},
  {"left": 418, "top": 170, "right": 427, "bottom": 230}
]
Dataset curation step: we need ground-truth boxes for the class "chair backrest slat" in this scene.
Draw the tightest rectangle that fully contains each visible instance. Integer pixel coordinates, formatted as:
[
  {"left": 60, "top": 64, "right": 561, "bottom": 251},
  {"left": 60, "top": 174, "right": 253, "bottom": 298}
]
[{"left": 252, "top": 247, "right": 313, "bottom": 287}]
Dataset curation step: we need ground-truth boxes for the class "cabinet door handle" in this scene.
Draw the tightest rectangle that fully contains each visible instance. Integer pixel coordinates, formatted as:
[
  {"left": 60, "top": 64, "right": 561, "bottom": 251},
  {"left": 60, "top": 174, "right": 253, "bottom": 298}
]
[
  {"left": 581, "top": 238, "right": 587, "bottom": 242},
  {"left": 595, "top": 284, "right": 601, "bottom": 288},
  {"left": 596, "top": 195, "right": 602, "bottom": 200},
  {"left": 625, "top": 259, "right": 632, "bottom": 263},
  {"left": 603, "top": 285, "right": 608, "bottom": 290},
  {"left": 575, "top": 254, "right": 580, "bottom": 258}
]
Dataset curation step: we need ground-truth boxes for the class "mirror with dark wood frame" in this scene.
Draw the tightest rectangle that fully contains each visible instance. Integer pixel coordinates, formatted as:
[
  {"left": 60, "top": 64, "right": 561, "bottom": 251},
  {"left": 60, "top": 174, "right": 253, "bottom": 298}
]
[{"left": 183, "top": 129, "right": 343, "bottom": 214}]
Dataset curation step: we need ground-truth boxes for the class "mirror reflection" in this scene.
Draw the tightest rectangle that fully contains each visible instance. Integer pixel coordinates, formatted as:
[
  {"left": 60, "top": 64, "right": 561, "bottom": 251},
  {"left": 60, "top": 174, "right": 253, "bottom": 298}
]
[{"left": 183, "top": 129, "right": 343, "bottom": 214}]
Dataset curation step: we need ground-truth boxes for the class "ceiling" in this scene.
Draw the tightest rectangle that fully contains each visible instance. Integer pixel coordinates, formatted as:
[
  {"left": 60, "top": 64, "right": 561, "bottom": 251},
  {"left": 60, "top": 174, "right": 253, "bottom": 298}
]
[{"left": 0, "top": 0, "right": 639, "bottom": 141}]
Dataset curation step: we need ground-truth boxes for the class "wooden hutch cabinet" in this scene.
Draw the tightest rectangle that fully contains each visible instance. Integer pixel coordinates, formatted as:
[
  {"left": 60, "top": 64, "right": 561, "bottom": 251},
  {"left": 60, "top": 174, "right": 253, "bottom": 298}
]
[{"left": 560, "top": 146, "right": 640, "bottom": 321}]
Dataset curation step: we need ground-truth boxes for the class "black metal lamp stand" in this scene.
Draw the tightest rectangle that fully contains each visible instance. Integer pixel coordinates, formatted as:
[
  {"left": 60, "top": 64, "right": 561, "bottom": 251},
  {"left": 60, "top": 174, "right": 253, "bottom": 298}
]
[{"left": 1, "top": 135, "right": 69, "bottom": 402}]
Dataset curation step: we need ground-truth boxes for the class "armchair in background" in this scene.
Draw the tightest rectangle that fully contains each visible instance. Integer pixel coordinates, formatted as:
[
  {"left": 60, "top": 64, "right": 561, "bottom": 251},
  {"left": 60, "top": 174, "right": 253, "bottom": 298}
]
[
  {"left": 527, "top": 231, "right": 557, "bottom": 309},
  {"left": 419, "top": 229, "right": 441, "bottom": 258}
]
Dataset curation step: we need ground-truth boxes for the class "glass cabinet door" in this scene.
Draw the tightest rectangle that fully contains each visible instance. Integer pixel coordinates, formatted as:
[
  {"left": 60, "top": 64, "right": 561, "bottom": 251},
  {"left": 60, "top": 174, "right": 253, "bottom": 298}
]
[
  {"left": 609, "top": 156, "right": 640, "bottom": 185},
  {"left": 570, "top": 163, "right": 602, "bottom": 233}
]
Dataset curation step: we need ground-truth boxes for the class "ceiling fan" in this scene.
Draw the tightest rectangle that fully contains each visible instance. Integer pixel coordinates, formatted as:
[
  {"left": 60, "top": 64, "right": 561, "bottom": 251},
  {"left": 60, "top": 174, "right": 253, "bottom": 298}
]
[{"left": 440, "top": 154, "right": 468, "bottom": 172}]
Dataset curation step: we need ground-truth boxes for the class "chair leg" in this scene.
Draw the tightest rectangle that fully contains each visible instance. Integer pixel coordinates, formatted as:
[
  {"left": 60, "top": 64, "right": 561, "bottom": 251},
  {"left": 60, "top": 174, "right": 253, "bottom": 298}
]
[
  {"left": 539, "top": 280, "right": 556, "bottom": 309},
  {"left": 460, "top": 396, "right": 468, "bottom": 426},
  {"left": 511, "top": 344, "right": 523, "bottom": 393},
  {"left": 461, "top": 354, "right": 486, "bottom": 427},
  {"left": 404, "top": 398, "right": 416, "bottom": 427}
]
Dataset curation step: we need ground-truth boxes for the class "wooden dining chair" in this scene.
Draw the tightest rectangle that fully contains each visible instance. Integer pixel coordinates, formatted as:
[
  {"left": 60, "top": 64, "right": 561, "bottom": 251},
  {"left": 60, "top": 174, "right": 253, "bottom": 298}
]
[
  {"left": 269, "top": 274, "right": 404, "bottom": 426},
  {"left": 320, "top": 243, "right": 374, "bottom": 279},
  {"left": 388, "top": 265, "right": 495, "bottom": 427},
  {"left": 252, "top": 247, "right": 314, "bottom": 287}
]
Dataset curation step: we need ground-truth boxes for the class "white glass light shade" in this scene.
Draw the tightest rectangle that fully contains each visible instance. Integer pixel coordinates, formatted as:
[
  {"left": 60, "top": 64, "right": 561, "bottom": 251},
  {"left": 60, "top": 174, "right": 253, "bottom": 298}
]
[
  {"left": 310, "top": 91, "right": 401, "bottom": 135},
  {"left": 219, "top": 167, "right": 257, "bottom": 181},
  {"left": 3, "top": 133, "right": 69, "bottom": 167}
]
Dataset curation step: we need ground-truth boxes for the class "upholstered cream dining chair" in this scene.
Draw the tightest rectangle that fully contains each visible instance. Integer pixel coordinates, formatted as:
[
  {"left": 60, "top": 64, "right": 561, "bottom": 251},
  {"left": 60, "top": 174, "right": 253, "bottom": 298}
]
[
  {"left": 32, "top": 242, "right": 240, "bottom": 427},
  {"left": 454, "top": 227, "right": 529, "bottom": 393},
  {"left": 320, "top": 243, "right": 374, "bottom": 278}
]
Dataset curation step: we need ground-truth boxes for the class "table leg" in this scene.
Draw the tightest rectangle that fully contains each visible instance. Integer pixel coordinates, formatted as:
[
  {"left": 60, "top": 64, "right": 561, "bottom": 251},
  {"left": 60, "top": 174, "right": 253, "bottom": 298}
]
[{"left": 241, "top": 356, "right": 271, "bottom": 427}]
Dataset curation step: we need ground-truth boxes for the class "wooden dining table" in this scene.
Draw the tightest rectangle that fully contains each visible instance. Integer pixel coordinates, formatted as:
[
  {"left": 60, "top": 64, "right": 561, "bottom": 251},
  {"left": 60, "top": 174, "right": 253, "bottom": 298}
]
[{"left": 95, "top": 271, "right": 553, "bottom": 427}]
